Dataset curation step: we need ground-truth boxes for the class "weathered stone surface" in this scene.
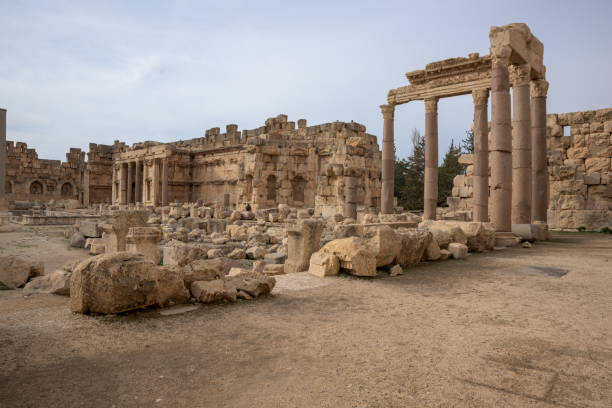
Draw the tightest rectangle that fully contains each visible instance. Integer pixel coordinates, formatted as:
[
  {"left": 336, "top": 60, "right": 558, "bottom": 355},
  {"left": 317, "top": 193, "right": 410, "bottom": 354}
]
[
  {"left": 395, "top": 229, "right": 432, "bottom": 266},
  {"left": 162, "top": 240, "right": 206, "bottom": 266},
  {"left": 70, "top": 252, "right": 189, "bottom": 314},
  {"left": 0, "top": 256, "right": 44, "bottom": 289},
  {"left": 389, "top": 264, "right": 403, "bottom": 276},
  {"left": 263, "top": 264, "right": 285, "bottom": 276},
  {"left": 246, "top": 246, "right": 266, "bottom": 260},
  {"left": 362, "top": 225, "right": 401, "bottom": 267},
  {"left": 180, "top": 258, "right": 225, "bottom": 287},
  {"left": 228, "top": 248, "right": 247, "bottom": 260},
  {"left": 70, "top": 232, "right": 86, "bottom": 248},
  {"left": 285, "top": 219, "right": 324, "bottom": 274},
  {"left": 225, "top": 272, "right": 276, "bottom": 298},
  {"left": 263, "top": 252, "right": 286, "bottom": 264},
  {"left": 23, "top": 270, "right": 71, "bottom": 296},
  {"left": 190, "top": 280, "right": 236, "bottom": 303},
  {"left": 320, "top": 237, "right": 376, "bottom": 277},
  {"left": 423, "top": 239, "right": 441, "bottom": 261},
  {"left": 448, "top": 243, "right": 468, "bottom": 259},
  {"left": 308, "top": 251, "right": 340, "bottom": 277}
]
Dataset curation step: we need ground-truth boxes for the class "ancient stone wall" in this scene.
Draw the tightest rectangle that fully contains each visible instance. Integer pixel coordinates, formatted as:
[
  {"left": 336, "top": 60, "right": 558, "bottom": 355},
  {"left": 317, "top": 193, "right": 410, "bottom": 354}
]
[
  {"left": 4, "top": 141, "right": 115, "bottom": 206},
  {"left": 447, "top": 108, "right": 612, "bottom": 229},
  {"left": 112, "top": 114, "right": 381, "bottom": 216}
]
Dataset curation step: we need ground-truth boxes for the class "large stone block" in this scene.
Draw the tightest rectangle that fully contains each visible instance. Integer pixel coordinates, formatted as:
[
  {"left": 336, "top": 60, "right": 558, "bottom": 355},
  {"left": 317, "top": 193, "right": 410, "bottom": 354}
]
[
  {"left": 0, "top": 256, "right": 44, "bottom": 289},
  {"left": 320, "top": 237, "right": 376, "bottom": 277}
]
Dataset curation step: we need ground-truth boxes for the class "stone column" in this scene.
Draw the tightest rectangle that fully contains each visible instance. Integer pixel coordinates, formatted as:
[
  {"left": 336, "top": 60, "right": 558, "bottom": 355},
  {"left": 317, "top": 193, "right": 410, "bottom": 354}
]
[
  {"left": 120, "top": 163, "right": 127, "bottom": 204},
  {"left": 531, "top": 79, "right": 549, "bottom": 222},
  {"left": 135, "top": 160, "right": 142, "bottom": 204},
  {"left": 0, "top": 109, "right": 6, "bottom": 210},
  {"left": 127, "top": 161, "right": 133, "bottom": 204},
  {"left": 490, "top": 47, "right": 513, "bottom": 232},
  {"left": 161, "top": 157, "right": 168, "bottom": 206},
  {"left": 111, "top": 166, "right": 116, "bottom": 204},
  {"left": 472, "top": 89, "right": 489, "bottom": 222},
  {"left": 285, "top": 219, "right": 324, "bottom": 274},
  {"left": 510, "top": 64, "right": 532, "bottom": 225},
  {"left": 380, "top": 104, "right": 395, "bottom": 214},
  {"left": 152, "top": 159, "right": 160, "bottom": 205},
  {"left": 344, "top": 174, "right": 357, "bottom": 220},
  {"left": 424, "top": 97, "right": 438, "bottom": 220}
]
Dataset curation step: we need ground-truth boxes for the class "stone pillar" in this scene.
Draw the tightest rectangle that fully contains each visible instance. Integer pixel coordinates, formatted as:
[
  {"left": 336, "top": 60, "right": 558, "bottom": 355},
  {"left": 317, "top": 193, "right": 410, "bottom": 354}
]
[
  {"left": 510, "top": 64, "right": 532, "bottom": 224},
  {"left": 126, "top": 226, "right": 162, "bottom": 264},
  {"left": 380, "top": 104, "right": 395, "bottom": 214},
  {"left": 344, "top": 174, "right": 357, "bottom": 220},
  {"left": 472, "top": 89, "right": 489, "bottom": 222},
  {"left": 127, "top": 161, "right": 134, "bottom": 204},
  {"left": 531, "top": 79, "right": 549, "bottom": 222},
  {"left": 161, "top": 157, "right": 168, "bottom": 206},
  {"left": 111, "top": 166, "right": 116, "bottom": 204},
  {"left": 490, "top": 49, "right": 513, "bottom": 232},
  {"left": 120, "top": 163, "right": 127, "bottom": 204},
  {"left": 0, "top": 108, "right": 7, "bottom": 212},
  {"left": 135, "top": 161, "right": 142, "bottom": 204},
  {"left": 424, "top": 97, "right": 438, "bottom": 220},
  {"left": 152, "top": 159, "right": 160, "bottom": 205},
  {"left": 285, "top": 219, "right": 324, "bottom": 274}
]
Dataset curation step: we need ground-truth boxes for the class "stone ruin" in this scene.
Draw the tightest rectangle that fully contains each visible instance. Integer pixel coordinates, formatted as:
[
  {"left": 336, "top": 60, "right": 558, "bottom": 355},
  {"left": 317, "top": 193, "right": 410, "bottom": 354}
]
[
  {"left": 111, "top": 114, "right": 381, "bottom": 219},
  {"left": 448, "top": 108, "right": 612, "bottom": 230}
]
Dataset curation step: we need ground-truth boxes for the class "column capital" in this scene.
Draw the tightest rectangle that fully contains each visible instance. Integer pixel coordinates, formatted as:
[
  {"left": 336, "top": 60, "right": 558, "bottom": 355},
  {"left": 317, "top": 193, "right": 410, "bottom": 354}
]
[
  {"left": 509, "top": 64, "right": 531, "bottom": 86},
  {"left": 530, "top": 79, "right": 549, "bottom": 97},
  {"left": 424, "top": 97, "right": 438, "bottom": 113},
  {"left": 380, "top": 104, "right": 395, "bottom": 119},
  {"left": 472, "top": 89, "right": 489, "bottom": 106},
  {"left": 490, "top": 44, "right": 512, "bottom": 68}
]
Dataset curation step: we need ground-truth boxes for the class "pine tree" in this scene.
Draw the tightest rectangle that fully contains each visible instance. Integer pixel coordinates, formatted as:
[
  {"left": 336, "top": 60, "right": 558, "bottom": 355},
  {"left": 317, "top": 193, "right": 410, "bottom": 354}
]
[
  {"left": 394, "top": 129, "right": 425, "bottom": 211},
  {"left": 438, "top": 139, "right": 462, "bottom": 206},
  {"left": 461, "top": 130, "right": 474, "bottom": 154}
]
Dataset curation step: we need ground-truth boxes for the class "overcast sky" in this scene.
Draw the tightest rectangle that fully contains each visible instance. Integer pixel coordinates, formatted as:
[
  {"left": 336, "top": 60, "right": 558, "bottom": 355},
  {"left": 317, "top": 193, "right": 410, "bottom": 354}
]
[{"left": 1, "top": 0, "right": 611, "bottom": 162}]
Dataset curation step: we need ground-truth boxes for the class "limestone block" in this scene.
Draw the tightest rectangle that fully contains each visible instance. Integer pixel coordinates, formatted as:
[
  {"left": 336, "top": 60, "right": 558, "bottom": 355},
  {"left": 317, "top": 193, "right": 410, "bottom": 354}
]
[
  {"left": 585, "top": 158, "right": 610, "bottom": 174},
  {"left": 604, "top": 120, "right": 612, "bottom": 133},
  {"left": 263, "top": 252, "right": 286, "bottom": 264},
  {"left": 584, "top": 173, "right": 601, "bottom": 185},
  {"left": 0, "top": 256, "right": 44, "bottom": 289},
  {"left": 90, "top": 240, "right": 106, "bottom": 255},
  {"left": 70, "top": 252, "right": 189, "bottom": 314},
  {"left": 458, "top": 154, "right": 473, "bottom": 166},
  {"left": 362, "top": 225, "right": 401, "bottom": 267},
  {"left": 126, "top": 227, "right": 162, "bottom": 264},
  {"left": 423, "top": 239, "right": 441, "bottom": 261},
  {"left": 319, "top": 237, "right": 376, "bottom": 277},
  {"left": 308, "top": 252, "right": 340, "bottom": 277},
  {"left": 71, "top": 232, "right": 86, "bottom": 248},
  {"left": 22, "top": 270, "right": 71, "bottom": 296},
  {"left": 566, "top": 146, "right": 588, "bottom": 160},
  {"left": 246, "top": 246, "right": 266, "bottom": 260},
  {"left": 448, "top": 243, "right": 468, "bottom": 259},
  {"left": 395, "top": 228, "right": 431, "bottom": 266},
  {"left": 191, "top": 279, "right": 236, "bottom": 303},
  {"left": 285, "top": 219, "right": 324, "bottom": 274},
  {"left": 180, "top": 259, "right": 224, "bottom": 287},
  {"left": 80, "top": 221, "right": 101, "bottom": 238},
  {"left": 228, "top": 248, "right": 247, "bottom": 259},
  {"left": 163, "top": 240, "right": 206, "bottom": 266},
  {"left": 263, "top": 264, "right": 285, "bottom": 276}
]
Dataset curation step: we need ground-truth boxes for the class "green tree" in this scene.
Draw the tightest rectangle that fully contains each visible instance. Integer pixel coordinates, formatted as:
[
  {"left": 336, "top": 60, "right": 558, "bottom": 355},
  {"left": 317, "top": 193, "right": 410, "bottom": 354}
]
[
  {"left": 394, "top": 128, "right": 425, "bottom": 211},
  {"left": 461, "top": 130, "right": 474, "bottom": 154},
  {"left": 438, "top": 139, "right": 462, "bottom": 206}
]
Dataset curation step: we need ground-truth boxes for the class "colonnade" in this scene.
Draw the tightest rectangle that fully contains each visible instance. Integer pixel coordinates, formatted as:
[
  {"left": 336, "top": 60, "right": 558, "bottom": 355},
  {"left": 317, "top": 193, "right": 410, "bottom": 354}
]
[
  {"left": 112, "top": 157, "right": 169, "bottom": 206},
  {"left": 380, "top": 66, "right": 549, "bottom": 232}
]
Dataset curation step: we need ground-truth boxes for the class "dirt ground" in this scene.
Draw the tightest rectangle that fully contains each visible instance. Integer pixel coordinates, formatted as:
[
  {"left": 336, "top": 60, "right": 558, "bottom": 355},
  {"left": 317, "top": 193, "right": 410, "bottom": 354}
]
[{"left": 1, "top": 226, "right": 611, "bottom": 407}]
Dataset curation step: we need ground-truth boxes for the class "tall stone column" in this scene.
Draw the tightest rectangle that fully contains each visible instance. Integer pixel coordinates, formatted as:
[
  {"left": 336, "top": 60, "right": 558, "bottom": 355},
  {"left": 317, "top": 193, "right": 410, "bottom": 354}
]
[
  {"left": 0, "top": 109, "right": 7, "bottom": 210},
  {"left": 135, "top": 160, "right": 142, "bottom": 204},
  {"left": 531, "top": 79, "right": 549, "bottom": 222},
  {"left": 111, "top": 166, "right": 116, "bottom": 204},
  {"left": 424, "top": 97, "right": 438, "bottom": 220},
  {"left": 162, "top": 157, "right": 168, "bottom": 206},
  {"left": 510, "top": 64, "right": 532, "bottom": 224},
  {"left": 152, "top": 159, "right": 160, "bottom": 205},
  {"left": 127, "top": 161, "right": 133, "bottom": 204},
  {"left": 472, "top": 89, "right": 489, "bottom": 222},
  {"left": 490, "top": 48, "right": 513, "bottom": 232},
  {"left": 380, "top": 104, "right": 395, "bottom": 214},
  {"left": 120, "top": 163, "right": 128, "bottom": 204},
  {"left": 344, "top": 174, "right": 357, "bottom": 220}
]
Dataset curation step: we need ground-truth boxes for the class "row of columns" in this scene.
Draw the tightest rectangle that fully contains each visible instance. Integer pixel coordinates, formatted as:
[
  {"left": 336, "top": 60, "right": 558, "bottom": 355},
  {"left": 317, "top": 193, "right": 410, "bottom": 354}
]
[
  {"left": 114, "top": 158, "right": 169, "bottom": 206},
  {"left": 0, "top": 109, "right": 6, "bottom": 208},
  {"left": 380, "top": 69, "right": 548, "bottom": 232}
]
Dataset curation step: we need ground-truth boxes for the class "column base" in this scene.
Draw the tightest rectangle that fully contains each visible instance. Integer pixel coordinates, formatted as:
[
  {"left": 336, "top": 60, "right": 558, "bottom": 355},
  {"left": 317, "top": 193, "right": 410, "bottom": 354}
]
[
  {"left": 511, "top": 223, "right": 550, "bottom": 241},
  {"left": 494, "top": 232, "right": 521, "bottom": 248}
]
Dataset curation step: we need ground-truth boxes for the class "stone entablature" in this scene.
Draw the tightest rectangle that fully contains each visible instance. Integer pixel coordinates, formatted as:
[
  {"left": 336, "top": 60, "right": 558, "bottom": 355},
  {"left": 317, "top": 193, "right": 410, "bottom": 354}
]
[{"left": 111, "top": 114, "right": 381, "bottom": 217}]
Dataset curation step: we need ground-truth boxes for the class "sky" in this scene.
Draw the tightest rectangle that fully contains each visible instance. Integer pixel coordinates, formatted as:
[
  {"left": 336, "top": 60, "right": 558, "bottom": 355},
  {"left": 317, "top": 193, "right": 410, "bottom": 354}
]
[{"left": 1, "top": 0, "right": 611, "bottom": 162}]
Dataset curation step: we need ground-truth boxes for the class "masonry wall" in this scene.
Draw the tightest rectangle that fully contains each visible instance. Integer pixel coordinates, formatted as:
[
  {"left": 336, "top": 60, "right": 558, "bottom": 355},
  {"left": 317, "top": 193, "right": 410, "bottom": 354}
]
[{"left": 447, "top": 107, "right": 612, "bottom": 229}]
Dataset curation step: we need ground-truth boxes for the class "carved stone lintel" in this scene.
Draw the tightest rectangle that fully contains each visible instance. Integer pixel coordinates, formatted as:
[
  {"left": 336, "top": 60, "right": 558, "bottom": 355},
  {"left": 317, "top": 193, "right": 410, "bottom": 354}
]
[
  {"left": 490, "top": 44, "right": 512, "bottom": 68},
  {"left": 530, "top": 79, "right": 549, "bottom": 98},
  {"left": 509, "top": 64, "right": 531, "bottom": 86},
  {"left": 424, "top": 97, "right": 438, "bottom": 113},
  {"left": 380, "top": 104, "right": 395, "bottom": 120},
  {"left": 472, "top": 89, "right": 489, "bottom": 106}
]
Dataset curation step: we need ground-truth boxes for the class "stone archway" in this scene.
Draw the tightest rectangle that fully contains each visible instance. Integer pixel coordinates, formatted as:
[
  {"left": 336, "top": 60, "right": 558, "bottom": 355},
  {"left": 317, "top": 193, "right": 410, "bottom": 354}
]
[
  {"left": 61, "top": 182, "right": 73, "bottom": 197},
  {"left": 266, "top": 175, "right": 277, "bottom": 201},
  {"left": 29, "top": 180, "right": 44, "bottom": 195}
]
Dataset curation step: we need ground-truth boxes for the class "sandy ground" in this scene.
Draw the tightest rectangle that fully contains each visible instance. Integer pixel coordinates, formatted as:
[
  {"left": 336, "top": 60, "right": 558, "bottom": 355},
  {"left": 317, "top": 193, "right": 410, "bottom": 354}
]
[{"left": 1, "top": 226, "right": 611, "bottom": 407}]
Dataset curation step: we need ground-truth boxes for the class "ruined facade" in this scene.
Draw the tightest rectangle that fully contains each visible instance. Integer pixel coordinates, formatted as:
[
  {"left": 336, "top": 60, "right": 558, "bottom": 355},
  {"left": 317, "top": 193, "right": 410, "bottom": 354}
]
[
  {"left": 2, "top": 138, "right": 114, "bottom": 206},
  {"left": 111, "top": 115, "right": 381, "bottom": 217},
  {"left": 448, "top": 108, "right": 612, "bottom": 229}
]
